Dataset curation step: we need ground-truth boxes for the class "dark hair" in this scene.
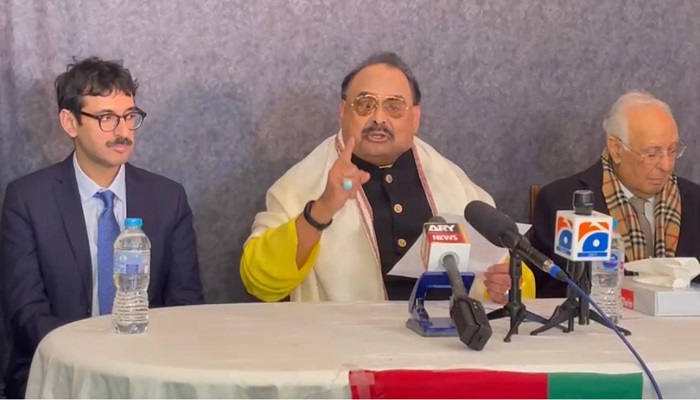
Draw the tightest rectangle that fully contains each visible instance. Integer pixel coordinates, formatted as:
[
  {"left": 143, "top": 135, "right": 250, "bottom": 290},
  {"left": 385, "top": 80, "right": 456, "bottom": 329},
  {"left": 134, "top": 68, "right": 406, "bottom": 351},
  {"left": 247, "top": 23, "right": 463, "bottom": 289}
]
[
  {"left": 55, "top": 56, "right": 139, "bottom": 123},
  {"left": 340, "top": 51, "right": 421, "bottom": 105}
]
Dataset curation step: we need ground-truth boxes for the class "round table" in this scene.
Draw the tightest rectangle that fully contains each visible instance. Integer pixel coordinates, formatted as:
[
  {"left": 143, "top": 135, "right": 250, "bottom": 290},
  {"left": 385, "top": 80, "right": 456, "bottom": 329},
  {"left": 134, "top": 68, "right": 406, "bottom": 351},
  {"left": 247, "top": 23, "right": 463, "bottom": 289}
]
[{"left": 25, "top": 300, "right": 700, "bottom": 398}]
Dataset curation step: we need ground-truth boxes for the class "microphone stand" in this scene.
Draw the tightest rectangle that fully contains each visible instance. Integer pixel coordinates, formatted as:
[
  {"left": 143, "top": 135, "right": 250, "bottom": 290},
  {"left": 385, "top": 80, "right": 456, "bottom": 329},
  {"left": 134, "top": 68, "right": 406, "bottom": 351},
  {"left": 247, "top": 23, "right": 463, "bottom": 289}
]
[
  {"left": 530, "top": 260, "right": 631, "bottom": 336},
  {"left": 486, "top": 251, "right": 558, "bottom": 342}
]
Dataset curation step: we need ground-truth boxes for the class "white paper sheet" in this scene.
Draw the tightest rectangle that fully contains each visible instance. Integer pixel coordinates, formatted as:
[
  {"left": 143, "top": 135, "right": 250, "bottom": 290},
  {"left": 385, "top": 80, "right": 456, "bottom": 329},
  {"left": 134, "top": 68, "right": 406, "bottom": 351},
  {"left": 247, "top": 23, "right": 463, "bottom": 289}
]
[{"left": 387, "top": 213, "right": 531, "bottom": 279}]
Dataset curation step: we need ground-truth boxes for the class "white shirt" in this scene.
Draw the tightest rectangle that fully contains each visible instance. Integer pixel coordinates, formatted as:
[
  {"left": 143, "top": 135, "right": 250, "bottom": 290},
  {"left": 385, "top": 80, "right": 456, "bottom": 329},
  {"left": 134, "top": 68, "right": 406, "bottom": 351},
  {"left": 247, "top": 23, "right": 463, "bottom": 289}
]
[
  {"left": 619, "top": 182, "right": 654, "bottom": 241},
  {"left": 73, "top": 154, "right": 127, "bottom": 317}
]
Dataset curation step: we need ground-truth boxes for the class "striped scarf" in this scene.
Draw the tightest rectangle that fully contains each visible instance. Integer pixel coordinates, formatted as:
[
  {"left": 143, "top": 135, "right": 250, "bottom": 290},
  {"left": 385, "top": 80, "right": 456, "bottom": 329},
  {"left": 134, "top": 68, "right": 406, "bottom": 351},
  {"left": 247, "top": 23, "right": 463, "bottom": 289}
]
[{"left": 600, "top": 149, "right": 681, "bottom": 261}]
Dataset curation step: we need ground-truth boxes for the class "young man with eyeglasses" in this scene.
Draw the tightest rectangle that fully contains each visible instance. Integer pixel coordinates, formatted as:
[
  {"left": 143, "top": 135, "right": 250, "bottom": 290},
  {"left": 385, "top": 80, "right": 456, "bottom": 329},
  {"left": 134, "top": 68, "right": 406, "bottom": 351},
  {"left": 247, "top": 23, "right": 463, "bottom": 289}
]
[
  {"left": 240, "top": 51, "right": 537, "bottom": 302},
  {"left": 1, "top": 57, "right": 203, "bottom": 398},
  {"left": 530, "top": 91, "right": 700, "bottom": 298}
]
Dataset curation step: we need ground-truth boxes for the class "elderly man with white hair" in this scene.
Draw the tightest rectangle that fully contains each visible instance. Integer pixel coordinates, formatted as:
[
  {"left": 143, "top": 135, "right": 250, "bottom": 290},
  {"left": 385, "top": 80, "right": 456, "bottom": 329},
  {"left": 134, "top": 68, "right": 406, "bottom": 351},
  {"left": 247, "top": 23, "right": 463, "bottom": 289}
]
[{"left": 529, "top": 91, "right": 700, "bottom": 298}]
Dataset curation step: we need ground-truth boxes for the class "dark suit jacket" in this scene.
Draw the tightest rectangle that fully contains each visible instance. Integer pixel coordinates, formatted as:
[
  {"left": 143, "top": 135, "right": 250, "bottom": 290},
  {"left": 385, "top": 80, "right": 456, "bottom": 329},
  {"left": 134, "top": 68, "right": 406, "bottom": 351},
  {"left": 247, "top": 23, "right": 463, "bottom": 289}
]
[
  {"left": 1, "top": 155, "right": 204, "bottom": 398},
  {"left": 530, "top": 160, "right": 700, "bottom": 298}
]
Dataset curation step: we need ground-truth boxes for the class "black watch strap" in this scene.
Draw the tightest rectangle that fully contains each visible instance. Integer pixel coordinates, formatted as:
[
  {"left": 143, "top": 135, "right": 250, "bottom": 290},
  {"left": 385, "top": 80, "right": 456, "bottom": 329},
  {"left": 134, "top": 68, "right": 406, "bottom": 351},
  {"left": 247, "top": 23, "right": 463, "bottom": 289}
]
[{"left": 303, "top": 200, "right": 332, "bottom": 231}]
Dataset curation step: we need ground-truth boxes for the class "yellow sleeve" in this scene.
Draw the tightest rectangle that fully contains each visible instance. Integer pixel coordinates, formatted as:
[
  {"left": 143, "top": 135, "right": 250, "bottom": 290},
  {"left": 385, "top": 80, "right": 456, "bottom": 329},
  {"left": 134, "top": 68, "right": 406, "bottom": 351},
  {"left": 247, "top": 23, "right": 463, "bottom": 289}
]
[
  {"left": 520, "top": 263, "right": 536, "bottom": 299},
  {"left": 240, "top": 216, "right": 320, "bottom": 302}
]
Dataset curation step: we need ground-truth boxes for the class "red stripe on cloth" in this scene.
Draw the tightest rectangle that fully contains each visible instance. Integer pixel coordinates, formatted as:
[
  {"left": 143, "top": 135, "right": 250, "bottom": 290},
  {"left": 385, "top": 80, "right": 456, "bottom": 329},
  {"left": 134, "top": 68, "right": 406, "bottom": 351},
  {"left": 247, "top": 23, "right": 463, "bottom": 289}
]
[{"left": 349, "top": 369, "right": 548, "bottom": 399}]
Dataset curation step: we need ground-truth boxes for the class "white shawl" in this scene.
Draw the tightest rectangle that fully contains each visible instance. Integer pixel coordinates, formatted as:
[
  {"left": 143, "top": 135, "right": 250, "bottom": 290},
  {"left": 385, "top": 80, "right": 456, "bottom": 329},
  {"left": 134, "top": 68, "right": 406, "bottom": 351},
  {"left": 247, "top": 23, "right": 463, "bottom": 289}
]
[{"left": 248, "top": 131, "right": 495, "bottom": 302}]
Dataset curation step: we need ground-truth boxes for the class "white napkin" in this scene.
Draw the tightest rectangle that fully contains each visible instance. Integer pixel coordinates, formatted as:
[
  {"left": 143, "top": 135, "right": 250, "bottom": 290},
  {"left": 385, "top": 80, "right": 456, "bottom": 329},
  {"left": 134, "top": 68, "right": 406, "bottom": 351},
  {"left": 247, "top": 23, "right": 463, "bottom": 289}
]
[{"left": 625, "top": 257, "right": 700, "bottom": 288}]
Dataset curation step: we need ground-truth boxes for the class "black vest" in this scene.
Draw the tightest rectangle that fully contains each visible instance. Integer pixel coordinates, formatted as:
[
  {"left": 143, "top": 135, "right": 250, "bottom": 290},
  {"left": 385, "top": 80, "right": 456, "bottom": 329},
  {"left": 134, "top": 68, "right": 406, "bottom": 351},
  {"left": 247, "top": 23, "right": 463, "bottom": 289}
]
[{"left": 351, "top": 149, "right": 438, "bottom": 300}]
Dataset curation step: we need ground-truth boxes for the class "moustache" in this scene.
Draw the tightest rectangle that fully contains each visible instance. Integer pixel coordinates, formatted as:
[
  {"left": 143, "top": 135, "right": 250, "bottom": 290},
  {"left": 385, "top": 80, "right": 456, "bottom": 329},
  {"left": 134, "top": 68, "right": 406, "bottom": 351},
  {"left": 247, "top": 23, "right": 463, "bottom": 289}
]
[
  {"left": 106, "top": 137, "right": 133, "bottom": 147},
  {"left": 361, "top": 123, "right": 394, "bottom": 139}
]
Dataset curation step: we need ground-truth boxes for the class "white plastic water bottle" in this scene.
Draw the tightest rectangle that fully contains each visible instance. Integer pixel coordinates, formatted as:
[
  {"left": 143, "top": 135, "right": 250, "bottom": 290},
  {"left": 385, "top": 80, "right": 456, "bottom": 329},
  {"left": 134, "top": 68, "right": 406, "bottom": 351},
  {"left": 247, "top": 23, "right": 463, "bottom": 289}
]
[
  {"left": 113, "top": 217, "right": 151, "bottom": 334},
  {"left": 591, "top": 219, "right": 625, "bottom": 323}
]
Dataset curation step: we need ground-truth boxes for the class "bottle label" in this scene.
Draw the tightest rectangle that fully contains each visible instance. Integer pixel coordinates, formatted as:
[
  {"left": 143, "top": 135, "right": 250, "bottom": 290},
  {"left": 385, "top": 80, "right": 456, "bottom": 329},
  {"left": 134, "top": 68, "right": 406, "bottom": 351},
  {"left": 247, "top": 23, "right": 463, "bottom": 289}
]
[
  {"left": 602, "top": 250, "right": 620, "bottom": 271},
  {"left": 114, "top": 251, "right": 150, "bottom": 275}
]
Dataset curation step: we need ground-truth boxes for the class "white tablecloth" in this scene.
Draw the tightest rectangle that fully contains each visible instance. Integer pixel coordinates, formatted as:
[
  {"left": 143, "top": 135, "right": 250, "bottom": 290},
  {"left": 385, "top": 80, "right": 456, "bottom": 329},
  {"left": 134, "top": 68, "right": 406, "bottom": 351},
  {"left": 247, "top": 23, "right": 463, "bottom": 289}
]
[{"left": 26, "top": 299, "right": 700, "bottom": 398}]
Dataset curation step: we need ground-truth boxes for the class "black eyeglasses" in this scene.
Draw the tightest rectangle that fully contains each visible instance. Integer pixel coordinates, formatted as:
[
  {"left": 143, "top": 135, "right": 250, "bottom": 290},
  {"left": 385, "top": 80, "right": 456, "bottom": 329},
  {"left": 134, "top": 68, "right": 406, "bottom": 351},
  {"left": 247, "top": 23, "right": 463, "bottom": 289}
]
[{"left": 79, "top": 109, "right": 147, "bottom": 132}]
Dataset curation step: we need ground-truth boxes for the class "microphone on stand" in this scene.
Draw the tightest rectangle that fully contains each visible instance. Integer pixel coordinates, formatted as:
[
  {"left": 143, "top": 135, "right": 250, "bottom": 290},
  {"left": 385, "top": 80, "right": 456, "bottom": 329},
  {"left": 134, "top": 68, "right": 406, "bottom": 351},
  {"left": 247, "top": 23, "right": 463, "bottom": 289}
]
[
  {"left": 422, "top": 216, "right": 470, "bottom": 297},
  {"left": 463, "top": 201, "right": 567, "bottom": 281},
  {"left": 421, "top": 216, "right": 492, "bottom": 351},
  {"left": 460, "top": 201, "right": 659, "bottom": 398},
  {"left": 462, "top": 201, "right": 555, "bottom": 341}
]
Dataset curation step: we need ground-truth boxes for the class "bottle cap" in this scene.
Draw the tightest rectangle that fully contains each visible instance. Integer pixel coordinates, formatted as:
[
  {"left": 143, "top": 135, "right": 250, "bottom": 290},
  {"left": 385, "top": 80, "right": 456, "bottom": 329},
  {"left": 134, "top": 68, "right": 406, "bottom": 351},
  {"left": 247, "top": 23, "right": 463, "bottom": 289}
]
[{"left": 125, "top": 218, "right": 143, "bottom": 228}]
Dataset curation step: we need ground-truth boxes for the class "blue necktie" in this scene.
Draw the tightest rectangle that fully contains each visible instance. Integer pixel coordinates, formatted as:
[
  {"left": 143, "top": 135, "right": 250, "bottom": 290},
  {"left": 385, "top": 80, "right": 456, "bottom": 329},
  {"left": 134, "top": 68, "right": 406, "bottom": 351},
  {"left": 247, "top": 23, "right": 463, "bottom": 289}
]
[{"left": 96, "top": 190, "right": 120, "bottom": 315}]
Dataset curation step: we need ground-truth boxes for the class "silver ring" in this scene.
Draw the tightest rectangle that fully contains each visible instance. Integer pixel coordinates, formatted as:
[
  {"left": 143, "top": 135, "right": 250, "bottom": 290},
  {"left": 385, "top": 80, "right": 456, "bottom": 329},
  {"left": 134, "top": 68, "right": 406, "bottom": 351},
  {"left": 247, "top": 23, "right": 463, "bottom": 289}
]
[{"left": 504, "top": 289, "right": 510, "bottom": 299}]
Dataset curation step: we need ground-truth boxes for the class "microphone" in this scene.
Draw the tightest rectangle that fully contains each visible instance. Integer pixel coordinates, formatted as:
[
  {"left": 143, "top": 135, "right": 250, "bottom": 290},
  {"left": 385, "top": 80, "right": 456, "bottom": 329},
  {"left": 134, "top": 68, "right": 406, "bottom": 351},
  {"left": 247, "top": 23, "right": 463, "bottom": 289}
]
[
  {"left": 422, "top": 215, "right": 492, "bottom": 351},
  {"left": 554, "top": 190, "right": 613, "bottom": 262},
  {"left": 463, "top": 201, "right": 568, "bottom": 282},
  {"left": 421, "top": 216, "right": 470, "bottom": 297}
]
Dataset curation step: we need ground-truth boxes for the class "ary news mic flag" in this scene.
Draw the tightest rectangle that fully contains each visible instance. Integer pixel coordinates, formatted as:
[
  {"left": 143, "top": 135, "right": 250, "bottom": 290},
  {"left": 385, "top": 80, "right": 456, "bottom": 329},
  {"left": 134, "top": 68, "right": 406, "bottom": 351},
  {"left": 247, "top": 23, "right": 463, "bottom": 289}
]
[
  {"left": 421, "top": 217, "right": 491, "bottom": 351},
  {"left": 420, "top": 217, "right": 471, "bottom": 273}
]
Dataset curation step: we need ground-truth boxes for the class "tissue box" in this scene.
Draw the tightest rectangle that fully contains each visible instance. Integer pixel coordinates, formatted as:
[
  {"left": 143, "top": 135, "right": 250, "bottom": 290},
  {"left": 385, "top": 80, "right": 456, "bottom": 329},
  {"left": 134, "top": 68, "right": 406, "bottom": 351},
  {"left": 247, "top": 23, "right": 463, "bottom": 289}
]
[{"left": 621, "top": 276, "right": 700, "bottom": 316}]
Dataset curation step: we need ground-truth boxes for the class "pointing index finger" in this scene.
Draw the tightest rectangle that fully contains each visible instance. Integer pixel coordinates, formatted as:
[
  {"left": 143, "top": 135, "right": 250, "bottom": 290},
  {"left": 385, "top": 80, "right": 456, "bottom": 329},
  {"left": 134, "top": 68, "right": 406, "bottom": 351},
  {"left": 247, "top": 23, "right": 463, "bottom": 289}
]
[{"left": 341, "top": 137, "right": 355, "bottom": 162}]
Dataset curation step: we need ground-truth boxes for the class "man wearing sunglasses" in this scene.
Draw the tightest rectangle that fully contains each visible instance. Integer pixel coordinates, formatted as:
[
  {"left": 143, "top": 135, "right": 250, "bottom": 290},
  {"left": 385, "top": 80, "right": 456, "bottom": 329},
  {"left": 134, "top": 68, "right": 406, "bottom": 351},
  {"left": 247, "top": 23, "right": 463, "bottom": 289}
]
[
  {"left": 240, "top": 52, "right": 536, "bottom": 303},
  {"left": 530, "top": 91, "right": 700, "bottom": 298},
  {"left": 1, "top": 57, "right": 203, "bottom": 398}
]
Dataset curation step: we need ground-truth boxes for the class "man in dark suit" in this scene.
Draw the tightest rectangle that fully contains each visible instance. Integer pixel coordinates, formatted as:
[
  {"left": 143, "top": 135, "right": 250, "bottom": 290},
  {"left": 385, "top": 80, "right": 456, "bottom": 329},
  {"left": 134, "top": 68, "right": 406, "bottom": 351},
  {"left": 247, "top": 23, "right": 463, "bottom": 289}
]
[
  {"left": 531, "top": 91, "right": 700, "bottom": 298},
  {"left": 1, "top": 57, "right": 204, "bottom": 398}
]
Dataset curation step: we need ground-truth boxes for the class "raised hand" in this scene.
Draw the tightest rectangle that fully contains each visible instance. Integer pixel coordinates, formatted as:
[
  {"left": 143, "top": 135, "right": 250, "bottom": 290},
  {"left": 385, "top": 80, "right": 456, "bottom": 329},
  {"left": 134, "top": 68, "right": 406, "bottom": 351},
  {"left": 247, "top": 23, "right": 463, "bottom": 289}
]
[{"left": 311, "top": 137, "right": 371, "bottom": 222}]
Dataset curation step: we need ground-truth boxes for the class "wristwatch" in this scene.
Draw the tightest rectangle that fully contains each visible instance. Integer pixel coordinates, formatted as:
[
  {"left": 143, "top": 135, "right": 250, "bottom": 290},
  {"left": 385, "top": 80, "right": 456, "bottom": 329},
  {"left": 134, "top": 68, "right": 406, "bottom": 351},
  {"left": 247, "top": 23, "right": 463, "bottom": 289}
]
[{"left": 303, "top": 200, "right": 333, "bottom": 231}]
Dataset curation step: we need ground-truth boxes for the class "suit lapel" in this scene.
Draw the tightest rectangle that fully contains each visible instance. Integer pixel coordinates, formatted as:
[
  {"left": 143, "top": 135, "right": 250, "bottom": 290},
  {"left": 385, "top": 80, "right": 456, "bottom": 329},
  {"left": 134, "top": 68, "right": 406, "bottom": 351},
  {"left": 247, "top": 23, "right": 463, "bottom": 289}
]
[
  {"left": 125, "top": 164, "right": 151, "bottom": 236},
  {"left": 53, "top": 156, "right": 92, "bottom": 304},
  {"left": 125, "top": 164, "right": 163, "bottom": 286},
  {"left": 578, "top": 160, "right": 610, "bottom": 214}
]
